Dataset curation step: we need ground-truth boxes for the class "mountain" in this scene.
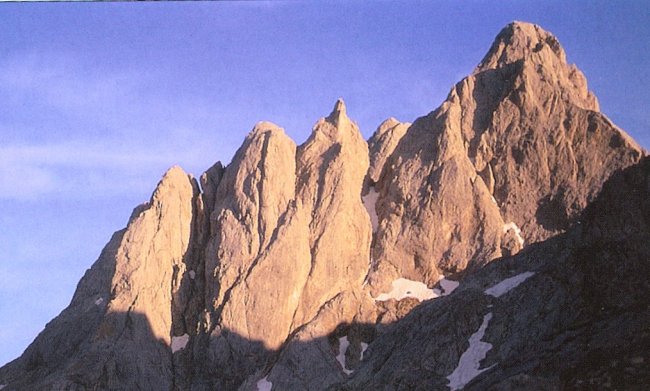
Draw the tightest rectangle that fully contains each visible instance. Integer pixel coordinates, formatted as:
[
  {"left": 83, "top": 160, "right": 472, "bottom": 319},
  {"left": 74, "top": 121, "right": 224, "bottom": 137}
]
[
  {"left": 339, "top": 156, "right": 650, "bottom": 390},
  {"left": 366, "top": 22, "right": 641, "bottom": 293},
  {"left": 0, "top": 22, "right": 646, "bottom": 391}
]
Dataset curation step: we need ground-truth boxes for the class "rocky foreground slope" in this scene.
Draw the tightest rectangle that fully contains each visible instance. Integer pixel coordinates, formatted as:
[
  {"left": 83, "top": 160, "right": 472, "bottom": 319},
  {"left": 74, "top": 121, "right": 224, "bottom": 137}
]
[
  {"left": 339, "top": 156, "right": 650, "bottom": 390},
  {"left": 0, "top": 22, "right": 646, "bottom": 390}
]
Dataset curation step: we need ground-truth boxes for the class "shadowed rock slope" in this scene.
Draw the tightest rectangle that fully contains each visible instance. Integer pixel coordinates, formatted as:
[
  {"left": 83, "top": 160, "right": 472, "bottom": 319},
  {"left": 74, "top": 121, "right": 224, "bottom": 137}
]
[
  {"left": 0, "top": 22, "right": 645, "bottom": 391},
  {"left": 336, "top": 156, "right": 650, "bottom": 391}
]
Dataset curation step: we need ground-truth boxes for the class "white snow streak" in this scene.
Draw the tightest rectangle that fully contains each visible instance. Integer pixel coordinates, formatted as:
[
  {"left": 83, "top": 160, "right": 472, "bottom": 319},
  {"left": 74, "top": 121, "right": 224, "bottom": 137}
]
[
  {"left": 189, "top": 270, "right": 196, "bottom": 279},
  {"left": 360, "top": 342, "right": 369, "bottom": 361},
  {"left": 374, "top": 278, "right": 438, "bottom": 302},
  {"left": 440, "top": 278, "right": 460, "bottom": 295},
  {"left": 256, "top": 377, "right": 272, "bottom": 391},
  {"left": 484, "top": 272, "right": 535, "bottom": 298},
  {"left": 447, "top": 312, "right": 494, "bottom": 391},
  {"left": 336, "top": 336, "right": 353, "bottom": 375},
  {"left": 503, "top": 222, "right": 524, "bottom": 246},
  {"left": 171, "top": 333, "right": 189, "bottom": 353},
  {"left": 0, "top": 384, "right": 6, "bottom": 390},
  {"left": 362, "top": 187, "right": 379, "bottom": 232},
  {"left": 94, "top": 297, "right": 104, "bottom": 305}
]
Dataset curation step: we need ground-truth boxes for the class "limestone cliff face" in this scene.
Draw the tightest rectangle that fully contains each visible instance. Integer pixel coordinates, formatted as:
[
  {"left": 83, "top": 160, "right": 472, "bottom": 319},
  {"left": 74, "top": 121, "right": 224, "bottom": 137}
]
[
  {"left": 190, "top": 121, "right": 308, "bottom": 388},
  {"left": 366, "top": 21, "right": 643, "bottom": 293},
  {"left": 206, "top": 121, "right": 302, "bottom": 348},
  {"left": 0, "top": 167, "right": 199, "bottom": 390},
  {"left": 189, "top": 101, "right": 372, "bottom": 389},
  {"left": 367, "top": 117, "right": 410, "bottom": 184},
  {"left": 464, "top": 22, "right": 643, "bottom": 241},
  {"left": 111, "top": 166, "right": 198, "bottom": 345},
  {"left": 0, "top": 21, "right": 646, "bottom": 391},
  {"left": 367, "top": 103, "right": 507, "bottom": 292},
  {"left": 291, "top": 99, "right": 371, "bottom": 328}
]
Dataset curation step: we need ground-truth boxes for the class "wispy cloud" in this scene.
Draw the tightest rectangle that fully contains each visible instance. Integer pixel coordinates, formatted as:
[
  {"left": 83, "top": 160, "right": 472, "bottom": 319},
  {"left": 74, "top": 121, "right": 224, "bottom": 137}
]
[
  {"left": 0, "top": 52, "right": 241, "bottom": 201},
  {"left": 0, "top": 140, "right": 216, "bottom": 201},
  {"left": 0, "top": 52, "right": 144, "bottom": 114}
]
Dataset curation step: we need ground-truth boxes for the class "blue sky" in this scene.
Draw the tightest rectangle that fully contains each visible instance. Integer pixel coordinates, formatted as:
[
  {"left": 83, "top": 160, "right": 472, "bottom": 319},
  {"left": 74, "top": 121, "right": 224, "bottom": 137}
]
[{"left": 0, "top": 1, "right": 648, "bottom": 366}]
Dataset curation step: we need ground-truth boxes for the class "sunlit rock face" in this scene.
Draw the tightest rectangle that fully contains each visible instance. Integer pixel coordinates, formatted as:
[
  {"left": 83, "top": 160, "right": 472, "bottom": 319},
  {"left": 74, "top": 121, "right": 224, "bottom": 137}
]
[
  {"left": 0, "top": 166, "right": 199, "bottom": 390},
  {"left": 367, "top": 117, "right": 410, "bottom": 184},
  {"left": 0, "top": 22, "right": 646, "bottom": 391},
  {"left": 365, "top": 21, "right": 642, "bottom": 295}
]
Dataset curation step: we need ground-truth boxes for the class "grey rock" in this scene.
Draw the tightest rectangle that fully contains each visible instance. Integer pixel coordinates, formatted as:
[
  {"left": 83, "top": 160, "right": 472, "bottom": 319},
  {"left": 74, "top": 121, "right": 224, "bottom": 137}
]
[{"left": 335, "top": 157, "right": 650, "bottom": 391}]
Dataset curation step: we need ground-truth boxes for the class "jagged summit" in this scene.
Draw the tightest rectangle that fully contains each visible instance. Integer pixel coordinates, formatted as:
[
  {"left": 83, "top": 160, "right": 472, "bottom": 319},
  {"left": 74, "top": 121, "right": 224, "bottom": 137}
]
[
  {"left": 326, "top": 98, "right": 348, "bottom": 126},
  {"left": 311, "top": 98, "right": 354, "bottom": 142},
  {"left": 302, "top": 98, "right": 363, "bottom": 154},
  {"left": 367, "top": 117, "right": 410, "bottom": 183},
  {"left": 249, "top": 120, "right": 285, "bottom": 136},
  {"left": 474, "top": 21, "right": 599, "bottom": 111},
  {"left": 366, "top": 19, "right": 641, "bottom": 293},
  {"left": 476, "top": 21, "right": 567, "bottom": 72},
  {"left": 0, "top": 22, "right": 646, "bottom": 391}
]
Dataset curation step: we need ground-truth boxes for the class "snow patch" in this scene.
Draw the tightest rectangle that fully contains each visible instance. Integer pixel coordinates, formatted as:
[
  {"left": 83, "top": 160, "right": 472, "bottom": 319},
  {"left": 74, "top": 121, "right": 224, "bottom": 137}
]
[
  {"left": 0, "top": 384, "right": 6, "bottom": 390},
  {"left": 360, "top": 342, "right": 369, "bottom": 361},
  {"left": 490, "top": 196, "right": 497, "bottom": 205},
  {"left": 440, "top": 278, "right": 460, "bottom": 295},
  {"left": 256, "top": 377, "right": 272, "bottom": 391},
  {"left": 189, "top": 270, "right": 196, "bottom": 279},
  {"left": 336, "top": 336, "right": 353, "bottom": 375},
  {"left": 374, "top": 278, "right": 438, "bottom": 302},
  {"left": 503, "top": 222, "right": 524, "bottom": 246},
  {"left": 94, "top": 297, "right": 104, "bottom": 305},
  {"left": 447, "top": 312, "right": 494, "bottom": 391},
  {"left": 362, "top": 187, "right": 379, "bottom": 232},
  {"left": 171, "top": 333, "right": 190, "bottom": 353},
  {"left": 485, "top": 272, "right": 535, "bottom": 298}
]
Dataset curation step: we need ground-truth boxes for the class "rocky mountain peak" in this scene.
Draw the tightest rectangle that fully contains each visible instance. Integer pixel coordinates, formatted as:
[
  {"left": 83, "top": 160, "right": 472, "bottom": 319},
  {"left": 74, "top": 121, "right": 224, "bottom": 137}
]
[
  {"left": 298, "top": 99, "right": 367, "bottom": 180},
  {"left": 313, "top": 98, "right": 356, "bottom": 141},
  {"left": 326, "top": 98, "right": 348, "bottom": 126},
  {"left": 1, "top": 22, "right": 646, "bottom": 391},
  {"left": 476, "top": 21, "right": 566, "bottom": 72},
  {"left": 473, "top": 21, "right": 598, "bottom": 112},
  {"left": 249, "top": 120, "right": 285, "bottom": 137},
  {"left": 151, "top": 165, "right": 194, "bottom": 204},
  {"left": 367, "top": 117, "right": 410, "bottom": 183},
  {"left": 375, "top": 117, "right": 400, "bottom": 133},
  {"left": 366, "top": 20, "right": 642, "bottom": 294}
]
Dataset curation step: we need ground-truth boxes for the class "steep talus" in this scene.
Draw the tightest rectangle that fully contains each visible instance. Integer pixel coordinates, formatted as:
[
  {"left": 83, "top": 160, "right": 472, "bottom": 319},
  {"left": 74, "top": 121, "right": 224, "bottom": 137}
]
[{"left": 1, "top": 21, "right": 647, "bottom": 391}]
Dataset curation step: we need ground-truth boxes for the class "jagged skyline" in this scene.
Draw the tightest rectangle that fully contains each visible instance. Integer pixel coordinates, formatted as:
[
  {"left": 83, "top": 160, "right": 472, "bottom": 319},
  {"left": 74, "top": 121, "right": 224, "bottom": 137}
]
[{"left": 1, "top": 2, "right": 649, "bottom": 368}]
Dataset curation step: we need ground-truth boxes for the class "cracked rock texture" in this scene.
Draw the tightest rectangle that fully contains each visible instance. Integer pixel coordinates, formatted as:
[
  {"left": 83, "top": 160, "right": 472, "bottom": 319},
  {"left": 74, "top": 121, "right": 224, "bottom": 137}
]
[
  {"left": 335, "top": 157, "right": 650, "bottom": 391},
  {"left": 0, "top": 21, "right": 646, "bottom": 391},
  {"left": 366, "top": 21, "right": 642, "bottom": 293},
  {"left": 0, "top": 167, "right": 199, "bottom": 390}
]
